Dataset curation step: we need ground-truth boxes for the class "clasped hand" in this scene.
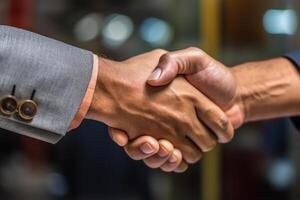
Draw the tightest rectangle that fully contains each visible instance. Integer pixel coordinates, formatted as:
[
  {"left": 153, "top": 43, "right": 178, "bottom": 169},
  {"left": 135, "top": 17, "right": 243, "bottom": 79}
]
[{"left": 87, "top": 48, "right": 240, "bottom": 172}]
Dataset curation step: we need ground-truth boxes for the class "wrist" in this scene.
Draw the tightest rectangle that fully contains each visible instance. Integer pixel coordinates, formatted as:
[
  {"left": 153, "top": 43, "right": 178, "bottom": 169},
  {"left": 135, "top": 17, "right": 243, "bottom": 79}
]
[
  {"left": 226, "top": 67, "right": 248, "bottom": 128},
  {"left": 86, "top": 57, "right": 117, "bottom": 124},
  {"left": 231, "top": 63, "right": 254, "bottom": 123}
]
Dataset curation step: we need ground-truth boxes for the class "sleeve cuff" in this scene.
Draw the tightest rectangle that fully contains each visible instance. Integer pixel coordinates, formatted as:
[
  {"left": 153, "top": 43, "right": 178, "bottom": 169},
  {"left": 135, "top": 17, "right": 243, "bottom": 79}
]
[
  {"left": 284, "top": 51, "right": 300, "bottom": 70},
  {"left": 69, "top": 54, "right": 98, "bottom": 130},
  {"left": 284, "top": 51, "right": 300, "bottom": 131}
]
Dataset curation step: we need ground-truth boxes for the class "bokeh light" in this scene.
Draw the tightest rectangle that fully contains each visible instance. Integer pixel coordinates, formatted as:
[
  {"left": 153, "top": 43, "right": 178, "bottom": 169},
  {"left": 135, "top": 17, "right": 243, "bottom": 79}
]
[
  {"left": 74, "top": 13, "right": 103, "bottom": 42},
  {"left": 139, "top": 17, "right": 173, "bottom": 47},
  {"left": 102, "top": 14, "right": 134, "bottom": 47},
  {"left": 267, "top": 159, "right": 295, "bottom": 190},
  {"left": 263, "top": 9, "right": 298, "bottom": 35}
]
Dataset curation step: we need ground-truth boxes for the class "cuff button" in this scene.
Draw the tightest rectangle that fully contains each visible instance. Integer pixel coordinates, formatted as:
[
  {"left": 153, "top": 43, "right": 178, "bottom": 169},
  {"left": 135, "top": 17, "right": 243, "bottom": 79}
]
[
  {"left": 0, "top": 95, "right": 18, "bottom": 116},
  {"left": 18, "top": 100, "right": 37, "bottom": 121}
]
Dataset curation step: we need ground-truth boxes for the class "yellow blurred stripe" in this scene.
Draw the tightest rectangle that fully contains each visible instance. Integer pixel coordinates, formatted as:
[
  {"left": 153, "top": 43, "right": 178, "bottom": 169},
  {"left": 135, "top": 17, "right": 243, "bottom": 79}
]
[{"left": 199, "top": 0, "right": 221, "bottom": 200}]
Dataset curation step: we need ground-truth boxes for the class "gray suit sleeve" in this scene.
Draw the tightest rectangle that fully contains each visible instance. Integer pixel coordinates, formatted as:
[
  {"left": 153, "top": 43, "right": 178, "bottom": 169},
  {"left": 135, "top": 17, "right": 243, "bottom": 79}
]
[{"left": 0, "top": 25, "right": 94, "bottom": 143}]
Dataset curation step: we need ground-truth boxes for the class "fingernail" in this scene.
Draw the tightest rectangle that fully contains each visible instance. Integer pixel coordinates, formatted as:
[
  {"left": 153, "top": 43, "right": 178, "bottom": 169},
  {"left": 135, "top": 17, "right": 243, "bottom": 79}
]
[
  {"left": 140, "top": 143, "right": 155, "bottom": 154},
  {"left": 169, "top": 155, "right": 178, "bottom": 163},
  {"left": 158, "top": 146, "right": 169, "bottom": 158},
  {"left": 148, "top": 67, "right": 162, "bottom": 80}
]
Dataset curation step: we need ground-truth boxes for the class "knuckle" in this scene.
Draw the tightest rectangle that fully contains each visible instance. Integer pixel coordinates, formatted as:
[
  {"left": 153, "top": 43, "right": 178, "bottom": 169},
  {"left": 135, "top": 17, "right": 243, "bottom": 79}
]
[
  {"left": 203, "top": 108, "right": 230, "bottom": 132},
  {"left": 214, "top": 112, "right": 235, "bottom": 143},
  {"left": 159, "top": 142, "right": 174, "bottom": 157},
  {"left": 153, "top": 48, "right": 168, "bottom": 55},
  {"left": 160, "top": 52, "right": 174, "bottom": 63},
  {"left": 218, "top": 114, "right": 230, "bottom": 132},
  {"left": 187, "top": 47, "right": 204, "bottom": 55}
]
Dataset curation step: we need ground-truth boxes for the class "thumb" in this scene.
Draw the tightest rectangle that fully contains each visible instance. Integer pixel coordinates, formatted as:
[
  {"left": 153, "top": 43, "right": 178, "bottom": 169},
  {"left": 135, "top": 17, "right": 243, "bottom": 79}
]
[
  {"left": 147, "top": 49, "right": 202, "bottom": 86},
  {"left": 147, "top": 54, "right": 181, "bottom": 86},
  {"left": 147, "top": 54, "right": 179, "bottom": 86}
]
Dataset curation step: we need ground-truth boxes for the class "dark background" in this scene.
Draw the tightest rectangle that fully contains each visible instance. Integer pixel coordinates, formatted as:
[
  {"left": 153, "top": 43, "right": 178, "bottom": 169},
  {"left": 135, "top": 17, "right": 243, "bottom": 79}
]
[{"left": 0, "top": 0, "right": 299, "bottom": 200}]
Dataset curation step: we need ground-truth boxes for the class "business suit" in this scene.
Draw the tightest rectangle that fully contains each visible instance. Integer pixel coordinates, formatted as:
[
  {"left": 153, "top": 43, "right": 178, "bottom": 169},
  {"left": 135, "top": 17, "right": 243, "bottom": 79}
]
[{"left": 0, "top": 25, "right": 94, "bottom": 143}]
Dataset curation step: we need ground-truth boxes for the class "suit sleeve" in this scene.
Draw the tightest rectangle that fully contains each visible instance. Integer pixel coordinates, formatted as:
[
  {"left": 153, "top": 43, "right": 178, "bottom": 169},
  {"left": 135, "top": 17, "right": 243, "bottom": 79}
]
[
  {"left": 284, "top": 51, "right": 300, "bottom": 131},
  {"left": 0, "top": 25, "right": 94, "bottom": 143}
]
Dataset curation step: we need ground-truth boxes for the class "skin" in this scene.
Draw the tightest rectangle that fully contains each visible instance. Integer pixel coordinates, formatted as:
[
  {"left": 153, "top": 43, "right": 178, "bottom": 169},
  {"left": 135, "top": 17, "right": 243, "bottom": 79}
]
[
  {"left": 86, "top": 49, "right": 233, "bottom": 167},
  {"left": 110, "top": 47, "right": 300, "bottom": 172}
]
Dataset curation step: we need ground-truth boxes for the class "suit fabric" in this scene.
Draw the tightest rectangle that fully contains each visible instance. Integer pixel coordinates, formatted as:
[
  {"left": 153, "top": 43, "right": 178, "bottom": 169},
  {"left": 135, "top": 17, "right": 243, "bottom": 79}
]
[{"left": 0, "top": 26, "right": 93, "bottom": 143}]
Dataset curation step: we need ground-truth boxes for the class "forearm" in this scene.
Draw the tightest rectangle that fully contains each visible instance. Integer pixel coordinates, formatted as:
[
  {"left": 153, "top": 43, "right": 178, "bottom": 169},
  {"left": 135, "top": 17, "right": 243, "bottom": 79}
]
[{"left": 232, "top": 57, "right": 300, "bottom": 123}]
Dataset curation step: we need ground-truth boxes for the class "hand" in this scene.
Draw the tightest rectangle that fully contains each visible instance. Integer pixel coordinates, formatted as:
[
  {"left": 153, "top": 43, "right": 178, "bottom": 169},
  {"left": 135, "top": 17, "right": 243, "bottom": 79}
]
[{"left": 86, "top": 49, "right": 233, "bottom": 165}]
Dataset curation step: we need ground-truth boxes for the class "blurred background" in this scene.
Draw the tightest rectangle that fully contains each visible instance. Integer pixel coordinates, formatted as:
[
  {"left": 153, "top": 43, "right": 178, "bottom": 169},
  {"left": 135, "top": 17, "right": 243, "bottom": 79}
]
[{"left": 0, "top": 0, "right": 300, "bottom": 200}]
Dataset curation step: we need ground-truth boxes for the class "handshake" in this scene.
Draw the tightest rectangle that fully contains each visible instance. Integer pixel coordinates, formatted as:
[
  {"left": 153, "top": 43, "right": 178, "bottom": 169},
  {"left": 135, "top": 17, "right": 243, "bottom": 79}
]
[
  {"left": 86, "top": 47, "right": 300, "bottom": 172},
  {"left": 86, "top": 48, "right": 237, "bottom": 172},
  {"left": 1, "top": 26, "right": 298, "bottom": 171},
  {"left": 87, "top": 48, "right": 278, "bottom": 172}
]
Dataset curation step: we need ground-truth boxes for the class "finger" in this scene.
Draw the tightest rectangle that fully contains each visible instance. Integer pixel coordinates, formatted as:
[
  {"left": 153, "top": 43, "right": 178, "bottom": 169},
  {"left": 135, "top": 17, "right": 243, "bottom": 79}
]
[
  {"left": 177, "top": 137, "right": 203, "bottom": 164},
  {"left": 194, "top": 92, "right": 234, "bottom": 143},
  {"left": 124, "top": 136, "right": 160, "bottom": 160},
  {"left": 174, "top": 161, "right": 189, "bottom": 173},
  {"left": 147, "top": 47, "right": 211, "bottom": 86},
  {"left": 160, "top": 149, "right": 183, "bottom": 172},
  {"left": 108, "top": 127, "right": 129, "bottom": 147},
  {"left": 186, "top": 122, "right": 218, "bottom": 153},
  {"left": 143, "top": 140, "right": 174, "bottom": 169},
  {"left": 179, "top": 100, "right": 218, "bottom": 153}
]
